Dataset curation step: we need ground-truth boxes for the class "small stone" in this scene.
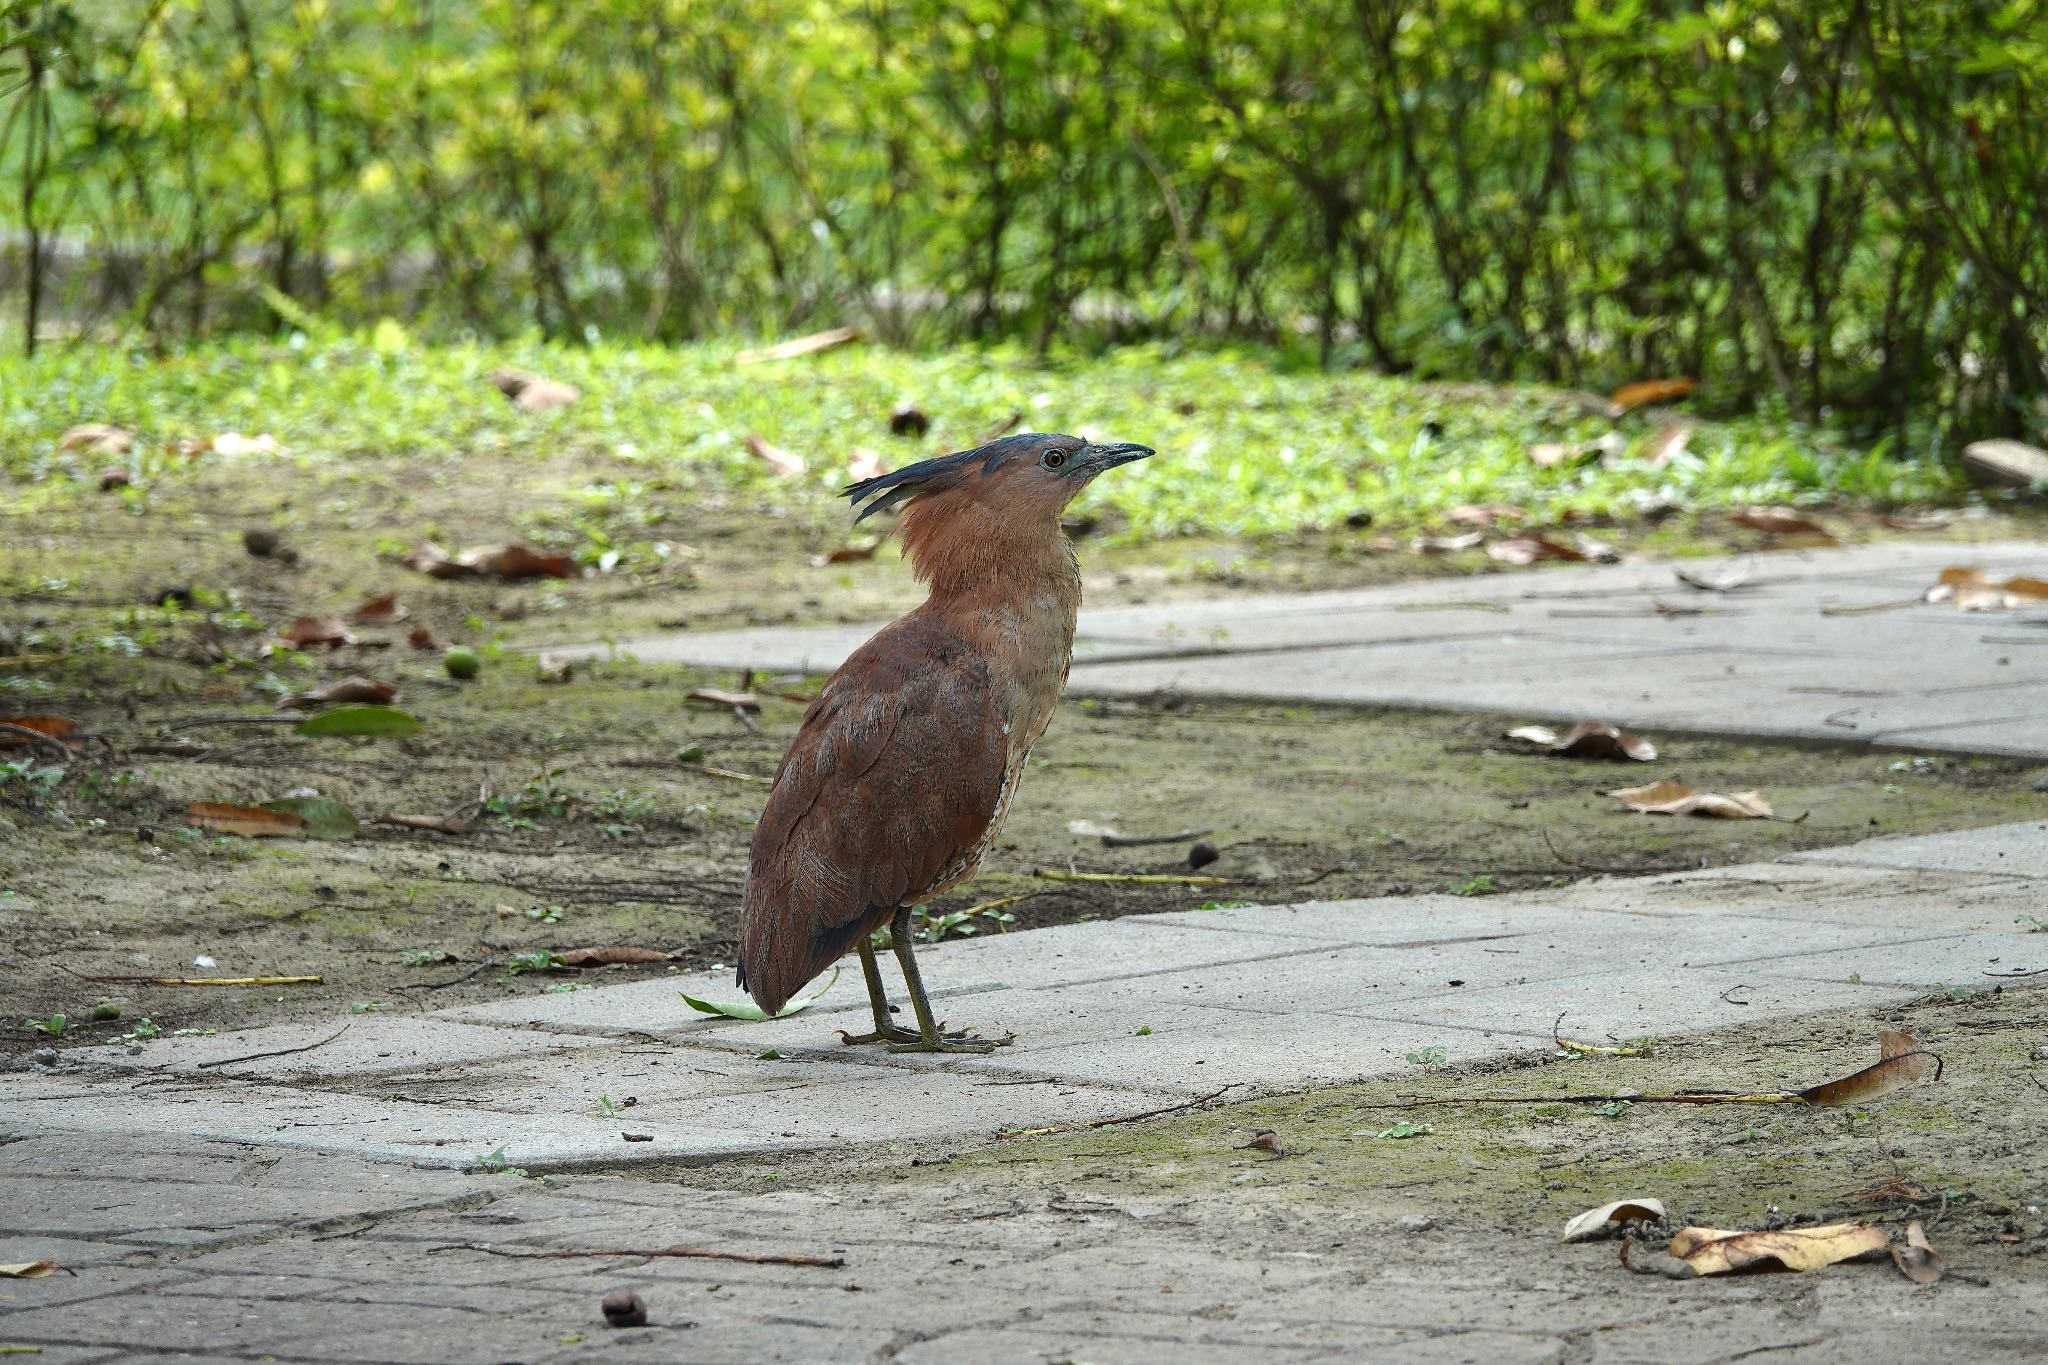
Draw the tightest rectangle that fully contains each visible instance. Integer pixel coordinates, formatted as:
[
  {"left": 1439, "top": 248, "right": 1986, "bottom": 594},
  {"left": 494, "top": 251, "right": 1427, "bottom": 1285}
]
[
  {"left": 1344, "top": 509, "right": 1374, "bottom": 529},
  {"left": 2033, "top": 774, "right": 2048, "bottom": 793},
  {"left": 242, "top": 528, "right": 282, "bottom": 558},
  {"left": 1188, "top": 839, "right": 1220, "bottom": 870},
  {"left": 32, "top": 1048, "right": 58, "bottom": 1067},
  {"left": 601, "top": 1289, "right": 647, "bottom": 1327},
  {"left": 1396, "top": 1214, "right": 1435, "bottom": 1233},
  {"left": 2034, "top": 1045, "right": 2048, "bottom": 1062}
]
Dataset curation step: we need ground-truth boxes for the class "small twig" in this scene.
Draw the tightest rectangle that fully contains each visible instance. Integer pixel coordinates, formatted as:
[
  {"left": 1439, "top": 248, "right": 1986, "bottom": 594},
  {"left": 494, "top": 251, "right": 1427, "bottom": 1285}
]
[
  {"left": 1345, "top": 1091, "right": 1804, "bottom": 1109},
  {"left": 56, "top": 966, "right": 322, "bottom": 987},
  {"left": 1551, "top": 1011, "right": 1654, "bottom": 1057},
  {"left": 428, "top": 1243, "right": 843, "bottom": 1268},
  {"left": 1098, "top": 827, "right": 1211, "bottom": 848},
  {"left": 1984, "top": 967, "right": 2048, "bottom": 978},
  {"left": 950, "top": 891, "right": 1044, "bottom": 918},
  {"left": 1088, "top": 1083, "right": 1237, "bottom": 1128},
  {"left": 197, "top": 1022, "right": 353, "bottom": 1070},
  {"left": 1721, "top": 983, "right": 1753, "bottom": 1005},
  {"left": 732, "top": 703, "right": 764, "bottom": 736},
  {"left": 0, "top": 723, "right": 77, "bottom": 762},
  {"left": 1538, "top": 829, "right": 1687, "bottom": 877},
  {"left": 680, "top": 762, "right": 770, "bottom": 785},
  {"left": 1034, "top": 869, "right": 1234, "bottom": 886},
  {"left": 394, "top": 960, "right": 496, "bottom": 992}
]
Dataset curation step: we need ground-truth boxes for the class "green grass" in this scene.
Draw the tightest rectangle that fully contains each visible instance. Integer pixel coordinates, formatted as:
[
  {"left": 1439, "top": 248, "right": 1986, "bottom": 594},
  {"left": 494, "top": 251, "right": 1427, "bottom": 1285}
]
[{"left": 0, "top": 333, "right": 1968, "bottom": 538}]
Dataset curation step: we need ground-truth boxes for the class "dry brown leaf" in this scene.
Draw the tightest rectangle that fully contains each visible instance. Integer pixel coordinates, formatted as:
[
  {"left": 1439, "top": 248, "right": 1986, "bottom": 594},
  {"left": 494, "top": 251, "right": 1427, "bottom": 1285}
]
[
  {"left": 279, "top": 616, "right": 356, "bottom": 649},
  {"left": 734, "top": 327, "right": 860, "bottom": 364},
  {"left": 399, "top": 541, "right": 471, "bottom": 579},
  {"left": 745, "top": 433, "right": 807, "bottom": 478},
  {"left": 186, "top": 801, "right": 307, "bottom": 838},
  {"left": 1732, "top": 507, "right": 1839, "bottom": 546},
  {"left": 809, "top": 538, "right": 881, "bottom": 567},
  {"left": 1562, "top": 1198, "right": 1667, "bottom": 1243},
  {"left": 98, "top": 468, "right": 131, "bottom": 491},
  {"left": 0, "top": 715, "right": 85, "bottom": 749},
  {"left": 1446, "top": 503, "right": 1526, "bottom": 528},
  {"left": 407, "top": 625, "right": 449, "bottom": 651},
  {"left": 536, "top": 652, "right": 574, "bottom": 684},
  {"left": 60, "top": 422, "right": 133, "bottom": 455},
  {"left": 0, "top": 1260, "right": 57, "bottom": 1278},
  {"left": 1642, "top": 424, "right": 1692, "bottom": 467},
  {"left": 1608, "top": 780, "right": 1772, "bottom": 819},
  {"left": 846, "top": 447, "right": 887, "bottom": 483},
  {"left": 1607, "top": 377, "right": 1697, "bottom": 417},
  {"left": 351, "top": 593, "right": 410, "bottom": 625},
  {"left": 555, "top": 945, "right": 679, "bottom": 967},
  {"left": 687, "top": 686, "right": 761, "bottom": 711},
  {"left": 1510, "top": 720, "right": 1657, "bottom": 762},
  {"left": 1410, "top": 531, "right": 1485, "bottom": 555},
  {"left": 490, "top": 367, "right": 581, "bottom": 411},
  {"left": 1487, "top": 534, "right": 1585, "bottom": 566},
  {"left": 461, "top": 544, "right": 577, "bottom": 580},
  {"left": 1670, "top": 1222, "right": 1887, "bottom": 1276},
  {"left": 1574, "top": 533, "right": 1622, "bottom": 563},
  {"left": 277, "top": 676, "right": 398, "bottom": 710},
  {"left": 1924, "top": 566, "right": 2048, "bottom": 612},
  {"left": 1798, "top": 1028, "right": 1938, "bottom": 1107},
  {"left": 1889, "top": 1220, "right": 1948, "bottom": 1286}
]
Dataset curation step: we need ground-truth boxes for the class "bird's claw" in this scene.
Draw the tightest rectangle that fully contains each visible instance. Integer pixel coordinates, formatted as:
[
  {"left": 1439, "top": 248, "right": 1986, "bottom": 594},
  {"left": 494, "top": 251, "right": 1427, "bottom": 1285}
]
[
  {"left": 837, "top": 1024, "right": 922, "bottom": 1046},
  {"left": 886, "top": 1028, "right": 1017, "bottom": 1054}
]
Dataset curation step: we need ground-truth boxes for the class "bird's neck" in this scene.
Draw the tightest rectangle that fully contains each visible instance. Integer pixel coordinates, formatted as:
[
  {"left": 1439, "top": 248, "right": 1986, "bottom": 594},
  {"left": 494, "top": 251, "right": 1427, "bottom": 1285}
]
[{"left": 901, "top": 498, "right": 1083, "bottom": 636}]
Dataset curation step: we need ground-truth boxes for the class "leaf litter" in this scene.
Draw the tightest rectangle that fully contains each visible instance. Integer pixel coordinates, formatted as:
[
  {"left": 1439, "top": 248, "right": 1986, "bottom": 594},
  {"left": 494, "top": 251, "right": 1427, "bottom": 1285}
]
[
  {"left": 1507, "top": 720, "right": 1657, "bottom": 762},
  {"left": 1922, "top": 565, "right": 2048, "bottom": 612},
  {"left": 1606, "top": 779, "right": 1775, "bottom": 819}
]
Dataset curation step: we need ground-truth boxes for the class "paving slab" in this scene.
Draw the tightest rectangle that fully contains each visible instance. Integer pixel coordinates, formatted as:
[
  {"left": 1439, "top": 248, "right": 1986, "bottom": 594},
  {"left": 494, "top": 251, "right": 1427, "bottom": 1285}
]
[
  {"left": 566, "top": 541, "right": 2048, "bottom": 758},
  {"left": 1783, "top": 818, "right": 2048, "bottom": 877}
]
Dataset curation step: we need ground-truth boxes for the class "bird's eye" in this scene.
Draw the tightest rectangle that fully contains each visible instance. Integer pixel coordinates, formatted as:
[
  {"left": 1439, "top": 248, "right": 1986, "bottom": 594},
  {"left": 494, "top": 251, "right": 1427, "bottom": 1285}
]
[{"left": 1040, "top": 448, "right": 1068, "bottom": 470}]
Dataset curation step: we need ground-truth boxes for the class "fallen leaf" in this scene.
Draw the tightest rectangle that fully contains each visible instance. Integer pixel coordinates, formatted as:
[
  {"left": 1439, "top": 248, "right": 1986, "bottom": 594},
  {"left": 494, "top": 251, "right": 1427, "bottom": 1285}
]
[
  {"left": 277, "top": 676, "right": 398, "bottom": 710},
  {"left": 1883, "top": 511, "right": 1950, "bottom": 531},
  {"left": 556, "top": 945, "right": 678, "bottom": 967},
  {"left": 258, "top": 796, "right": 359, "bottom": 839},
  {"left": 400, "top": 541, "right": 473, "bottom": 579},
  {"left": 350, "top": 593, "right": 410, "bottom": 625},
  {"left": 407, "top": 626, "right": 449, "bottom": 650},
  {"left": 98, "top": 469, "right": 131, "bottom": 491},
  {"left": 1923, "top": 566, "right": 2048, "bottom": 612},
  {"left": 1675, "top": 565, "right": 1754, "bottom": 593},
  {"left": 889, "top": 403, "right": 930, "bottom": 437},
  {"left": 1526, "top": 441, "right": 1590, "bottom": 468},
  {"left": 686, "top": 687, "right": 760, "bottom": 711},
  {"left": 846, "top": 447, "right": 887, "bottom": 483},
  {"left": 1608, "top": 780, "right": 1772, "bottom": 819},
  {"left": 1509, "top": 720, "right": 1656, "bottom": 762},
  {"left": 0, "top": 715, "right": 85, "bottom": 749},
  {"left": 278, "top": 616, "right": 355, "bottom": 650},
  {"left": 536, "top": 652, "right": 574, "bottom": 684},
  {"left": 1889, "top": 1220, "right": 1948, "bottom": 1286},
  {"left": 186, "top": 801, "right": 307, "bottom": 838},
  {"left": 59, "top": 423, "right": 133, "bottom": 455},
  {"left": 490, "top": 367, "right": 581, "bottom": 411},
  {"left": 1562, "top": 1198, "right": 1667, "bottom": 1243},
  {"left": 1641, "top": 423, "right": 1692, "bottom": 467},
  {"left": 1669, "top": 1222, "right": 1887, "bottom": 1276},
  {"left": 1446, "top": 503, "right": 1525, "bottom": 528},
  {"left": 1732, "top": 507, "right": 1839, "bottom": 546},
  {"left": 809, "top": 539, "right": 880, "bottom": 567},
  {"left": 206, "top": 431, "right": 282, "bottom": 458},
  {"left": 745, "top": 433, "right": 807, "bottom": 478},
  {"left": 0, "top": 1260, "right": 56, "bottom": 1278},
  {"left": 682, "top": 966, "right": 840, "bottom": 1020},
  {"left": 734, "top": 327, "right": 860, "bottom": 364},
  {"left": 295, "top": 705, "right": 423, "bottom": 738},
  {"left": 462, "top": 544, "right": 577, "bottom": 579},
  {"left": 1487, "top": 534, "right": 1585, "bottom": 566},
  {"left": 1410, "top": 532, "right": 1485, "bottom": 555},
  {"left": 1608, "top": 377, "right": 1697, "bottom": 417},
  {"left": 1960, "top": 437, "right": 2048, "bottom": 489},
  {"left": 1799, "top": 1028, "right": 1938, "bottom": 1106},
  {"left": 1574, "top": 533, "right": 1621, "bottom": 564}
]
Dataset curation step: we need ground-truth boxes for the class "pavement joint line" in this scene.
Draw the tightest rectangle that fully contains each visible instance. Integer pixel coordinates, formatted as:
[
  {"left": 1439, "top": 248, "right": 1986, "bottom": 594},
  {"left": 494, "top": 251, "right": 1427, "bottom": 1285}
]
[{"left": 1683, "top": 930, "right": 1973, "bottom": 967}]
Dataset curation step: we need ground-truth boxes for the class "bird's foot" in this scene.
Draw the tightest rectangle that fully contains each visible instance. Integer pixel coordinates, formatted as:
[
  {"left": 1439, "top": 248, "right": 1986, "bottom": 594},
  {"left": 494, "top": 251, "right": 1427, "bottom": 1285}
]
[
  {"left": 886, "top": 1027, "right": 1017, "bottom": 1055},
  {"left": 836, "top": 1023, "right": 922, "bottom": 1046}
]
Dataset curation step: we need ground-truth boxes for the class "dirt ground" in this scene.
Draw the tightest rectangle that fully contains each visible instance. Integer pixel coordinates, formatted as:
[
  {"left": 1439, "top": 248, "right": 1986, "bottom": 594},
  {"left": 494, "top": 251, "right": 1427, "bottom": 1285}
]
[{"left": 4, "top": 444, "right": 2046, "bottom": 1049}]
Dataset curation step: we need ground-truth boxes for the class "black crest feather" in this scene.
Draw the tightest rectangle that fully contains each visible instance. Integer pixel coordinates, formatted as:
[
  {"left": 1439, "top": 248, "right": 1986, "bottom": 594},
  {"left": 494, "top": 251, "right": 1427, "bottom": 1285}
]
[{"left": 845, "top": 432, "right": 1072, "bottom": 523}]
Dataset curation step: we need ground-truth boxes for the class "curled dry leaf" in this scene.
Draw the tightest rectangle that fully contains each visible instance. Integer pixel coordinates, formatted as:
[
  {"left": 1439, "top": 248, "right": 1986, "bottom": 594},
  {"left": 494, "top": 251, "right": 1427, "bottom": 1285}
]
[
  {"left": 0, "top": 715, "right": 85, "bottom": 750},
  {"left": 1607, "top": 779, "right": 1772, "bottom": 819},
  {"left": 1889, "top": 1220, "right": 1948, "bottom": 1286},
  {"left": 1798, "top": 1028, "right": 1938, "bottom": 1107},
  {"left": 351, "top": 593, "right": 409, "bottom": 625},
  {"left": 1668, "top": 1222, "right": 1888, "bottom": 1276},
  {"left": 186, "top": 801, "right": 307, "bottom": 838},
  {"left": 1731, "top": 506, "right": 1840, "bottom": 546},
  {"left": 277, "top": 676, "right": 398, "bottom": 710},
  {"left": 1445, "top": 503, "right": 1526, "bottom": 528},
  {"left": 0, "top": 1260, "right": 57, "bottom": 1278},
  {"left": 1487, "top": 534, "right": 1585, "bottom": 566},
  {"left": 734, "top": 326, "right": 860, "bottom": 364},
  {"left": 1410, "top": 531, "right": 1485, "bottom": 555},
  {"left": 686, "top": 686, "right": 761, "bottom": 711},
  {"left": 1607, "top": 377, "right": 1697, "bottom": 417},
  {"left": 1675, "top": 564, "right": 1754, "bottom": 593},
  {"left": 490, "top": 367, "right": 581, "bottom": 411},
  {"left": 555, "top": 945, "right": 679, "bottom": 967},
  {"left": 846, "top": 447, "right": 887, "bottom": 483},
  {"left": 60, "top": 422, "right": 134, "bottom": 455},
  {"left": 1562, "top": 1197, "right": 1666, "bottom": 1243},
  {"left": 809, "top": 538, "right": 880, "bottom": 567},
  {"left": 1508, "top": 720, "right": 1656, "bottom": 762},
  {"left": 1923, "top": 566, "right": 2048, "bottom": 612},
  {"left": 279, "top": 616, "right": 356, "bottom": 649},
  {"left": 399, "top": 541, "right": 576, "bottom": 581},
  {"left": 745, "top": 433, "right": 807, "bottom": 478}
]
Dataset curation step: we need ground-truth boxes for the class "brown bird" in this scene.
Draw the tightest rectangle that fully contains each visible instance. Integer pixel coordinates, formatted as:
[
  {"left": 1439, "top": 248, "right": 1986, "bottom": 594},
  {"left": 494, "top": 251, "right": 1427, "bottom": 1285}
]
[{"left": 737, "top": 431, "right": 1153, "bottom": 1052}]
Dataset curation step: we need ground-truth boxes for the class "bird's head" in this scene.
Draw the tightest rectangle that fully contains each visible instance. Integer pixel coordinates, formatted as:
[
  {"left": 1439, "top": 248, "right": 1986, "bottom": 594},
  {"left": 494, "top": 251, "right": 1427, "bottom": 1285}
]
[{"left": 845, "top": 431, "right": 1152, "bottom": 527}]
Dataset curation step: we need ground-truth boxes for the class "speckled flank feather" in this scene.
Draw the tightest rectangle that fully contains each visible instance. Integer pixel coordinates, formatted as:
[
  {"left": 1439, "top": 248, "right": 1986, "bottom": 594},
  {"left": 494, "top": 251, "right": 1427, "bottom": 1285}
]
[{"left": 736, "top": 432, "right": 1144, "bottom": 1015}]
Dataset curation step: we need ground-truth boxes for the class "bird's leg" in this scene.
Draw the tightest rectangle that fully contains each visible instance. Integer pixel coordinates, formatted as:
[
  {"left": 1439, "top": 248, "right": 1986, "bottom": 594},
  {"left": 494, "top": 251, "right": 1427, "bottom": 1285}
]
[
  {"left": 885, "top": 909, "right": 1015, "bottom": 1054},
  {"left": 836, "top": 936, "right": 920, "bottom": 1046}
]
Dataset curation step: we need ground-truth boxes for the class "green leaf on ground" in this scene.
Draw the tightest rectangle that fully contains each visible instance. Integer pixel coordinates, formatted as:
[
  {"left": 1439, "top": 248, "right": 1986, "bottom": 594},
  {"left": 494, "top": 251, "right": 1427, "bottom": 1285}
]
[
  {"left": 681, "top": 966, "right": 840, "bottom": 1021},
  {"left": 296, "top": 706, "right": 422, "bottom": 738},
  {"left": 258, "top": 797, "right": 359, "bottom": 839}
]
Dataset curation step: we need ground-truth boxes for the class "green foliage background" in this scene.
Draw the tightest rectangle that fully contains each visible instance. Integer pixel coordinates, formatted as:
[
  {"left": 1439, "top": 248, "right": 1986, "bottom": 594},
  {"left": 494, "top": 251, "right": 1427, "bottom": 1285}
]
[{"left": 3, "top": 0, "right": 2046, "bottom": 448}]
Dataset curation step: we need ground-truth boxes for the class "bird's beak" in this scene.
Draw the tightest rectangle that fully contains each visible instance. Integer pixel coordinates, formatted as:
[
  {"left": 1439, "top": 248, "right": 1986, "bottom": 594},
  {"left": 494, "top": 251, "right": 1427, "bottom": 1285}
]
[{"left": 1078, "top": 441, "right": 1154, "bottom": 472}]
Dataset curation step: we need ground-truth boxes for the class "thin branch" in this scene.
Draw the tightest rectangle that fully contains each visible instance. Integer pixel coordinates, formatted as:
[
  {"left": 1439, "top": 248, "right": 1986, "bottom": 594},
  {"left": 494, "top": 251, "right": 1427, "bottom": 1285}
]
[
  {"left": 198, "top": 1021, "right": 353, "bottom": 1070},
  {"left": 428, "top": 1243, "right": 844, "bottom": 1269}
]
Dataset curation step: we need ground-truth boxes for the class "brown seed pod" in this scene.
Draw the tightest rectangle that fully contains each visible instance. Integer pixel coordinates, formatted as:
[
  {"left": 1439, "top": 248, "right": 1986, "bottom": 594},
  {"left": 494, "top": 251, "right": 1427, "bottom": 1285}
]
[
  {"left": 601, "top": 1288, "right": 647, "bottom": 1327},
  {"left": 1188, "top": 839, "right": 1220, "bottom": 870}
]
